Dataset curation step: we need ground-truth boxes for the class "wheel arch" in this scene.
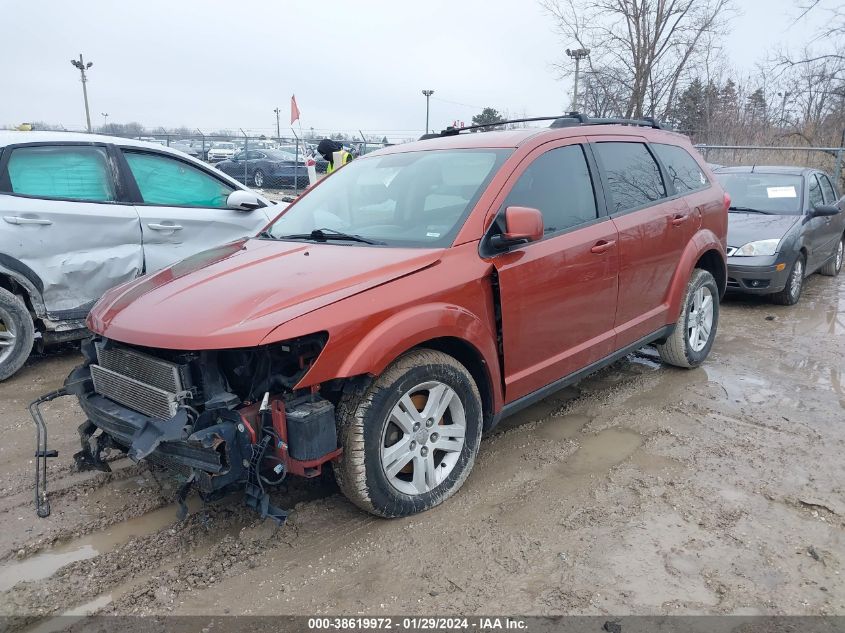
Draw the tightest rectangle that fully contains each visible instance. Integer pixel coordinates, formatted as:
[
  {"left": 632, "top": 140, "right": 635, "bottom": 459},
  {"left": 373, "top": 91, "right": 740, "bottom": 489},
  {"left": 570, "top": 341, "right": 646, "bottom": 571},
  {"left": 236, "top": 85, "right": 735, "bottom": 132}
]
[
  {"left": 666, "top": 230, "right": 726, "bottom": 319},
  {"left": 0, "top": 264, "right": 45, "bottom": 319},
  {"left": 694, "top": 249, "right": 726, "bottom": 298}
]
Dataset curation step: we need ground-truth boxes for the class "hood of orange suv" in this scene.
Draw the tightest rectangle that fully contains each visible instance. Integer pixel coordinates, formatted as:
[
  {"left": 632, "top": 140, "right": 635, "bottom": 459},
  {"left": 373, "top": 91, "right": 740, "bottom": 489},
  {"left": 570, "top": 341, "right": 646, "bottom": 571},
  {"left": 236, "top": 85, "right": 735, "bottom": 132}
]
[{"left": 87, "top": 238, "right": 443, "bottom": 350}]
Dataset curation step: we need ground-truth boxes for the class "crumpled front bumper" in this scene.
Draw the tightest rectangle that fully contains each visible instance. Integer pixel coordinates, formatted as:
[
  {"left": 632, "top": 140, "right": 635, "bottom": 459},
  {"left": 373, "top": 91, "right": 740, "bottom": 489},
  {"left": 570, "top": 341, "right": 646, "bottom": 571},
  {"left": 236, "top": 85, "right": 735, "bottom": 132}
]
[{"left": 68, "top": 364, "right": 251, "bottom": 493}]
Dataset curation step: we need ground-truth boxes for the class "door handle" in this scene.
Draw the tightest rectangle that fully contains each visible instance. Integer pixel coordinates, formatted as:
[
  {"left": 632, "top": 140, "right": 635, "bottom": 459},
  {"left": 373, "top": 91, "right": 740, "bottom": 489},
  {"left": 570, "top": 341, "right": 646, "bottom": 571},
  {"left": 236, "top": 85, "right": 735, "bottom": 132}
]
[
  {"left": 590, "top": 239, "right": 616, "bottom": 254},
  {"left": 671, "top": 214, "right": 689, "bottom": 226},
  {"left": 3, "top": 216, "right": 52, "bottom": 225},
  {"left": 147, "top": 223, "right": 183, "bottom": 231}
]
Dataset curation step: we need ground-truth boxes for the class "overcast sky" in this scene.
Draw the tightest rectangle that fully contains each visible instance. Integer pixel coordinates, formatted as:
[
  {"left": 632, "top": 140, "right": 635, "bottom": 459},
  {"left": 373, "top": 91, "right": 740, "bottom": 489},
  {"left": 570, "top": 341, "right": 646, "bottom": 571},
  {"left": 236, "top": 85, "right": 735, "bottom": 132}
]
[{"left": 2, "top": 0, "right": 828, "bottom": 140}]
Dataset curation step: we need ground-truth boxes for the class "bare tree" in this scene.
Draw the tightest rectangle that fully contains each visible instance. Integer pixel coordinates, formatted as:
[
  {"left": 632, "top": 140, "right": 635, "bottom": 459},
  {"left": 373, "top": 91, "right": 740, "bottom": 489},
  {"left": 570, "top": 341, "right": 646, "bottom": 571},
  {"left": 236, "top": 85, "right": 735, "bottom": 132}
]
[{"left": 540, "top": 0, "right": 735, "bottom": 119}]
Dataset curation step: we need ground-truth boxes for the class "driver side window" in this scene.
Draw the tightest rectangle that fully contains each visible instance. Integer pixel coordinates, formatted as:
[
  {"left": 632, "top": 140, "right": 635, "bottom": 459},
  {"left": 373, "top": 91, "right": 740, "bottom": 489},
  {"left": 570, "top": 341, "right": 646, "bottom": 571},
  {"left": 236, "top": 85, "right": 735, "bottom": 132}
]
[
  {"left": 809, "top": 175, "right": 824, "bottom": 208},
  {"left": 123, "top": 151, "right": 234, "bottom": 208},
  {"left": 502, "top": 144, "right": 598, "bottom": 236}
]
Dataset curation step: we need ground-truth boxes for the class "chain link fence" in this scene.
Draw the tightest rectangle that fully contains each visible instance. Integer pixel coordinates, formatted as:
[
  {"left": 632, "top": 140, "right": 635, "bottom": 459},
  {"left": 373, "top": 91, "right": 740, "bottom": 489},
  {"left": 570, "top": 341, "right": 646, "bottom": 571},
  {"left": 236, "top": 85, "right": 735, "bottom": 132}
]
[{"left": 695, "top": 144, "right": 845, "bottom": 192}]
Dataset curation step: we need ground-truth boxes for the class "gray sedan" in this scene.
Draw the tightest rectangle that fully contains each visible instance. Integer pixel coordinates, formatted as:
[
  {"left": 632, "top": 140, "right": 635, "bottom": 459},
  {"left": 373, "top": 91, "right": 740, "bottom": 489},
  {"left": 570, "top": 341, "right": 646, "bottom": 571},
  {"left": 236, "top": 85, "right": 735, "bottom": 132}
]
[{"left": 715, "top": 166, "right": 844, "bottom": 305}]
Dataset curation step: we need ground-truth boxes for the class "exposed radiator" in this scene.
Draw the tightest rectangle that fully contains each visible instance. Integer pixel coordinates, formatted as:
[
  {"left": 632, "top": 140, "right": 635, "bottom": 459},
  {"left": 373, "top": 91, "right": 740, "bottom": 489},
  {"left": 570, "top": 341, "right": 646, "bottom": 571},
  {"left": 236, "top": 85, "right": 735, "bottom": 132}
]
[
  {"left": 91, "top": 365, "right": 180, "bottom": 419},
  {"left": 96, "top": 345, "right": 191, "bottom": 393}
]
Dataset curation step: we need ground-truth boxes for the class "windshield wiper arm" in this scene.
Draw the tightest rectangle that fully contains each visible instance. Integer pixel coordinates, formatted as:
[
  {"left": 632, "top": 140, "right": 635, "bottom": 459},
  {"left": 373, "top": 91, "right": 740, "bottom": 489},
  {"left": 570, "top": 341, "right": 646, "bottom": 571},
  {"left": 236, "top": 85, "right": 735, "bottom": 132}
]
[
  {"left": 729, "top": 206, "right": 772, "bottom": 214},
  {"left": 256, "top": 229, "right": 275, "bottom": 239},
  {"left": 277, "top": 228, "right": 385, "bottom": 245}
]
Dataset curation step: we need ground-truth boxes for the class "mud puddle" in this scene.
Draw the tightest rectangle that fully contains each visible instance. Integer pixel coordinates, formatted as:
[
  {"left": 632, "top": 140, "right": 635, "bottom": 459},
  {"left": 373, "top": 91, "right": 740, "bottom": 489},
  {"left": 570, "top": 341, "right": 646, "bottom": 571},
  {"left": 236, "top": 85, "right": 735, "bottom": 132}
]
[
  {"left": 0, "top": 495, "right": 202, "bottom": 591},
  {"left": 561, "top": 428, "right": 643, "bottom": 475}
]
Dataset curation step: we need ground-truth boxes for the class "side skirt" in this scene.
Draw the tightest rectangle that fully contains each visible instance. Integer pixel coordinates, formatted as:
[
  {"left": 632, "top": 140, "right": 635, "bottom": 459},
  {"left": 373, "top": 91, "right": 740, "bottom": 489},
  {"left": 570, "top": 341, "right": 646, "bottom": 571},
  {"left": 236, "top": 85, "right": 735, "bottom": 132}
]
[{"left": 489, "top": 325, "right": 674, "bottom": 430}]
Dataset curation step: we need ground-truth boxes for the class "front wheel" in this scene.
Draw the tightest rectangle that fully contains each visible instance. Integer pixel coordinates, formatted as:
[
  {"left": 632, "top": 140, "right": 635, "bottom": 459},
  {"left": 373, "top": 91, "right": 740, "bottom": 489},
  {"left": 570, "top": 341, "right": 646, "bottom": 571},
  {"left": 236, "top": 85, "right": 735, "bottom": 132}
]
[
  {"left": 253, "top": 169, "right": 265, "bottom": 188},
  {"left": 333, "top": 349, "right": 483, "bottom": 518},
  {"left": 0, "top": 288, "right": 35, "bottom": 381},
  {"left": 771, "top": 255, "right": 805, "bottom": 305},
  {"left": 656, "top": 268, "right": 719, "bottom": 368}
]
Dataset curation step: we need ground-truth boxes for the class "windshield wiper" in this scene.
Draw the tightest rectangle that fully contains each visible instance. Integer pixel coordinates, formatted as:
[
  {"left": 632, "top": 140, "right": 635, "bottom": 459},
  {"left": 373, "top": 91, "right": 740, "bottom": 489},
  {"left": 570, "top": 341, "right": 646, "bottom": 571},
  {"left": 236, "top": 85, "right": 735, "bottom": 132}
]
[
  {"left": 729, "top": 206, "right": 773, "bottom": 214},
  {"left": 277, "top": 228, "right": 385, "bottom": 245},
  {"left": 256, "top": 229, "right": 275, "bottom": 239}
]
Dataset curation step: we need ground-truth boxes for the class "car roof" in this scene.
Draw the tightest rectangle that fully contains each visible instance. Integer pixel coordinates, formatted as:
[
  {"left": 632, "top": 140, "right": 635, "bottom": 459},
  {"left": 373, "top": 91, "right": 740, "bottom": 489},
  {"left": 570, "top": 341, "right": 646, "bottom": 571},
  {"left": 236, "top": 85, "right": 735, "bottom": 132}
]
[
  {"left": 713, "top": 165, "right": 817, "bottom": 176},
  {"left": 374, "top": 125, "right": 690, "bottom": 156},
  {"left": 0, "top": 130, "right": 198, "bottom": 157}
]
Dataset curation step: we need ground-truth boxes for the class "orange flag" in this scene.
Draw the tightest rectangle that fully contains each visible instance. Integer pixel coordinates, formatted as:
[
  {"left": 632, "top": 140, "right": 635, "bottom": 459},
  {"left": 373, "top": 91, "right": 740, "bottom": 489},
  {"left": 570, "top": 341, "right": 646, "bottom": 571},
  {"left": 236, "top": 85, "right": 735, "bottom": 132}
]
[{"left": 290, "top": 95, "right": 301, "bottom": 125}]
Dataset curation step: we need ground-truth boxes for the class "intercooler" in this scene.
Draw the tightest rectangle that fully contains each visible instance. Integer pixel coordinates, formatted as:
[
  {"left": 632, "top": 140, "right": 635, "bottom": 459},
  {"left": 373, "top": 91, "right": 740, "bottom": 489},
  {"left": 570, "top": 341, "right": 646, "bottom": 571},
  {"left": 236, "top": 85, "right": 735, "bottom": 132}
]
[{"left": 90, "top": 344, "right": 192, "bottom": 420}]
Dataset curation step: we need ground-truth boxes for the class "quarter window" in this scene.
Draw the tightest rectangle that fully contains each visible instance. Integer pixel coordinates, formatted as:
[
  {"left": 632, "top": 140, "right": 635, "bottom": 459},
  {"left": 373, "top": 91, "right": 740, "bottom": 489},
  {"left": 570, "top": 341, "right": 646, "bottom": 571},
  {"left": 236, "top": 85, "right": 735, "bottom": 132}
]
[
  {"left": 4, "top": 145, "right": 116, "bottom": 202},
  {"left": 502, "top": 144, "right": 598, "bottom": 235},
  {"left": 809, "top": 175, "right": 824, "bottom": 208},
  {"left": 818, "top": 174, "right": 837, "bottom": 204},
  {"left": 123, "top": 151, "right": 234, "bottom": 208},
  {"left": 651, "top": 143, "right": 708, "bottom": 194},
  {"left": 594, "top": 142, "right": 666, "bottom": 213}
]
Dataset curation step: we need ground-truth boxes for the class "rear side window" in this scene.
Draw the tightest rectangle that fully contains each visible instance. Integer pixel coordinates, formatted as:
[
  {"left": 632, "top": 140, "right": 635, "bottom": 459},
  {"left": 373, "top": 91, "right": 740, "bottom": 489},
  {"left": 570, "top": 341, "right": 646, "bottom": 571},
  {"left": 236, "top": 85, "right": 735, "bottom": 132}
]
[
  {"left": 651, "top": 143, "right": 708, "bottom": 194},
  {"left": 818, "top": 174, "right": 837, "bottom": 204},
  {"left": 594, "top": 142, "right": 666, "bottom": 213},
  {"left": 4, "top": 145, "right": 116, "bottom": 202},
  {"left": 503, "top": 144, "right": 597, "bottom": 235},
  {"left": 809, "top": 175, "right": 824, "bottom": 208},
  {"left": 123, "top": 151, "right": 234, "bottom": 208}
]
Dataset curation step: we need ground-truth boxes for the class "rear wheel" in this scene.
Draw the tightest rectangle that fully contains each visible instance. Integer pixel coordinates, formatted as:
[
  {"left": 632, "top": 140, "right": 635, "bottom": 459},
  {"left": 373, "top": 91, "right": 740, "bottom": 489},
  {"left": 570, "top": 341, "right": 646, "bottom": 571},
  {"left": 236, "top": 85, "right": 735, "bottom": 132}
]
[
  {"left": 656, "top": 268, "right": 719, "bottom": 368},
  {"left": 334, "top": 349, "right": 482, "bottom": 518},
  {"left": 0, "top": 288, "right": 34, "bottom": 381},
  {"left": 819, "top": 237, "right": 844, "bottom": 277},
  {"left": 771, "top": 255, "right": 805, "bottom": 305}
]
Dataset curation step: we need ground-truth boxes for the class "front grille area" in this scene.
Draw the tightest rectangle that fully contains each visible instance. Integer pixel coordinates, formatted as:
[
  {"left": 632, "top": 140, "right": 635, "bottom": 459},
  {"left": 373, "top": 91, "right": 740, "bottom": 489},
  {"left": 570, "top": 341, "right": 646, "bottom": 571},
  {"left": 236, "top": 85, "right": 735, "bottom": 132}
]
[
  {"left": 91, "top": 365, "right": 180, "bottom": 419},
  {"left": 96, "top": 345, "right": 191, "bottom": 393}
]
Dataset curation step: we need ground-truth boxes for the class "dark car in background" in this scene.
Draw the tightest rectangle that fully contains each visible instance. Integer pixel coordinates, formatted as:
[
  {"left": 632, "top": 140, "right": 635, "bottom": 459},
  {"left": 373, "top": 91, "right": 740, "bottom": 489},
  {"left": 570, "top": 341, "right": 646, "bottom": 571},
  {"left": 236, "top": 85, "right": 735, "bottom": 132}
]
[
  {"left": 715, "top": 166, "right": 844, "bottom": 305},
  {"left": 215, "top": 149, "right": 306, "bottom": 188}
]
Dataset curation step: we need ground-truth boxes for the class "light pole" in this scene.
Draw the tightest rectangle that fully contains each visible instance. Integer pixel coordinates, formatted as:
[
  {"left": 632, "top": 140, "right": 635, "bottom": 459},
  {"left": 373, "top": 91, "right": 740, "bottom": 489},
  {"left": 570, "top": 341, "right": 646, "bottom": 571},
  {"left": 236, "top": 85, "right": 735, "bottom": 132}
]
[
  {"left": 422, "top": 90, "right": 435, "bottom": 134},
  {"left": 777, "top": 91, "right": 791, "bottom": 125},
  {"left": 565, "top": 48, "right": 590, "bottom": 112},
  {"left": 273, "top": 107, "right": 281, "bottom": 143},
  {"left": 70, "top": 54, "right": 94, "bottom": 133},
  {"left": 101, "top": 112, "right": 108, "bottom": 129}
]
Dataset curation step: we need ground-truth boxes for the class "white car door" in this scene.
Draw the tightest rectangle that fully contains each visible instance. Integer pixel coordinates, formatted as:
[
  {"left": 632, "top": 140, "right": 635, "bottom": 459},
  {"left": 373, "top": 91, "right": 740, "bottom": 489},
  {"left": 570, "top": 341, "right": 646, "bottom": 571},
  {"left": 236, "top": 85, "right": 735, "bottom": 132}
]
[
  {"left": 119, "top": 148, "right": 272, "bottom": 272},
  {"left": 0, "top": 143, "right": 142, "bottom": 317}
]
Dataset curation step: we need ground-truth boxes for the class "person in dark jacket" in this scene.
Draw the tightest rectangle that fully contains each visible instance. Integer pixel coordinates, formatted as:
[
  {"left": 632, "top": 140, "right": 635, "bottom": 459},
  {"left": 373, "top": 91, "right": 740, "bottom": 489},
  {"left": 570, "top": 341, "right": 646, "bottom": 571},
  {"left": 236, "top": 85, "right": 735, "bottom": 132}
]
[{"left": 317, "top": 139, "right": 352, "bottom": 174}]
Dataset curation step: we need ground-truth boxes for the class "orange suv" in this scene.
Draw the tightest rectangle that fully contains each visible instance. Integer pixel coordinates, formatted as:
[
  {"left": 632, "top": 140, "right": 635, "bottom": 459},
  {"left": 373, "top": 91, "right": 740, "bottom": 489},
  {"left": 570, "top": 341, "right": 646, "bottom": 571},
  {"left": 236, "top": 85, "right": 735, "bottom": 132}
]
[{"left": 58, "top": 115, "right": 728, "bottom": 520}]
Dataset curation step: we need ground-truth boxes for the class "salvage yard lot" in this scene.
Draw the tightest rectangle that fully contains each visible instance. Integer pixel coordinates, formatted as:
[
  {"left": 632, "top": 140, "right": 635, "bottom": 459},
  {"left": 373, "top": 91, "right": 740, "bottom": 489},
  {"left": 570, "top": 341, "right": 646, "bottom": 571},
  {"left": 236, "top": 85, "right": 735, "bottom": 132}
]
[{"left": 0, "top": 275, "right": 843, "bottom": 622}]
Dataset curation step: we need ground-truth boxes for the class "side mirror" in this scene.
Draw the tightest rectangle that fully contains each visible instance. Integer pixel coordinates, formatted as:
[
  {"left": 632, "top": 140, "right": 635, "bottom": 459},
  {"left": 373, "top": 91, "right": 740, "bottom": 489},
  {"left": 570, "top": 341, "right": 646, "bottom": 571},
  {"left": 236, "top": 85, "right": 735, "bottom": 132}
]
[
  {"left": 227, "top": 190, "right": 264, "bottom": 212},
  {"left": 810, "top": 204, "right": 841, "bottom": 218},
  {"left": 490, "top": 206, "right": 544, "bottom": 250}
]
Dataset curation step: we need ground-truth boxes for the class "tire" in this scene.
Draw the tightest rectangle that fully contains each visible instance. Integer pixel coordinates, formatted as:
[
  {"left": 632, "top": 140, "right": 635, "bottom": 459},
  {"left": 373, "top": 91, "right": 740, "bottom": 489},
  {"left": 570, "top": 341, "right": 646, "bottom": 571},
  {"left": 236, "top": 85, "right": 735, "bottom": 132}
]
[
  {"left": 0, "top": 287, "right": 35, "bottom": 381},
  {"left": 253, "top": 170, "right": 265, "bottom": 188},
  {"left": 771, "top": 254, "right": 805, "bottom": 306},
  {"left": 656, "top": 268, "right": 719, "bottom": 369},
  {"left": 819, "top": 237, "right": 844, "bottom": 277},
  {"left": 333, "top": 349, "right": 483, "bottom": 518}
]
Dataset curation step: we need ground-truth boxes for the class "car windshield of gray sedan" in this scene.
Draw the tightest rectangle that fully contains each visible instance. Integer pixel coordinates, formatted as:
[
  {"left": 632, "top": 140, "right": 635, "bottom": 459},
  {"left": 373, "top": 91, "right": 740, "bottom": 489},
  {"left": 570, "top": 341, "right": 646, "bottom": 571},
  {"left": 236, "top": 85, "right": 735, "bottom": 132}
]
[
  {"left": 265, "top": 149, "right": 510, "bottom": 247},
  {"left": 716, "top": 173, "right": 804, "bottom": 215}
]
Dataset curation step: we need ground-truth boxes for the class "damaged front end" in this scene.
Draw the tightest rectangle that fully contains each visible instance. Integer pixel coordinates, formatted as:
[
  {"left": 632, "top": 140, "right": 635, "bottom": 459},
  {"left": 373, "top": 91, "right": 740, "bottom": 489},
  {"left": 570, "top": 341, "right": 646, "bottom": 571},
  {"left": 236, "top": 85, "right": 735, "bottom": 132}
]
[{"left": 35, "top": 332, "right": 342, "bottom": 522}]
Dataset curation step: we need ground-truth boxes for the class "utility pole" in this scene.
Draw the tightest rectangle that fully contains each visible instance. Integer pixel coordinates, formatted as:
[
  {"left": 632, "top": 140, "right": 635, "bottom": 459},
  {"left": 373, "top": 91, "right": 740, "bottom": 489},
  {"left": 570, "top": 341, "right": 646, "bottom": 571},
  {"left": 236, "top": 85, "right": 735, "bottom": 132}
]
[
  {"left": 70, "top": 54, "right": 94, "bottom": 133},
  {"left": 101, "top": 112, "right": 108, "bottom": 129},
  {"left": 273, "top": 107, "right": 281, "bottom": 143},
  {"left": 565, "top": 48, "right": 590, "bottom": 112},
  {"left": 422, "top": 90, "right": 434, "bottom": 134}
]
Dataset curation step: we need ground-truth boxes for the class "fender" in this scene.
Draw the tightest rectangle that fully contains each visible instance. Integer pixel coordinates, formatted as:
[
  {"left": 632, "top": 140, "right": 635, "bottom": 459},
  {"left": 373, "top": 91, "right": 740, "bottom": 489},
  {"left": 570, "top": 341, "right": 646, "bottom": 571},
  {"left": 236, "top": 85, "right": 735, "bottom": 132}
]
[
  {"left": 0, "top": 260, "right": 46, "bottom": 317},
  {"left": 295, "top": 302, "right": 504, "bottom": 410},
  {"left": 665, "top": 228, "right": 726, "bottom": 320}
]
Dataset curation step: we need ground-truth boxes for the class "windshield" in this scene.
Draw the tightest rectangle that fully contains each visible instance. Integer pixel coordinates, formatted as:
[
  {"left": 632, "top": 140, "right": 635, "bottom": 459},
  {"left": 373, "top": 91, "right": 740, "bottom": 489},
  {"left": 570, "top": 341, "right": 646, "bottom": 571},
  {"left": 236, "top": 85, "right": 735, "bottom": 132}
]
[
  {"left": 265, "top": 149, "right": 510, "bottom": 247},
  {"left": 213, "top": 142, "right": 235, "bottom": 149},
  {"left": 716, "top": 173, "right": 804, "bottom": 215}
]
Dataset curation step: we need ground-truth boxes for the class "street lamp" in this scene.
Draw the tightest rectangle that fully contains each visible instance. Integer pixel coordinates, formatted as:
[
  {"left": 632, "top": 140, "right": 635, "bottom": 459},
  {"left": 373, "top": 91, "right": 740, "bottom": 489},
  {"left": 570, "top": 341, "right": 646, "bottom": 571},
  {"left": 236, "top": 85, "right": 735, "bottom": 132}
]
[
  {"left": 101, "top": 112, "right": 109, "bottom": 129},
  {"left": 565, "top": 48, "right": 590, "bottom": 112},
  {"left": 422, "top": 90, "right": 435, "bottom": 134},
  {"left": 70, "top": 54, "right": 94, "bottom": 133}
]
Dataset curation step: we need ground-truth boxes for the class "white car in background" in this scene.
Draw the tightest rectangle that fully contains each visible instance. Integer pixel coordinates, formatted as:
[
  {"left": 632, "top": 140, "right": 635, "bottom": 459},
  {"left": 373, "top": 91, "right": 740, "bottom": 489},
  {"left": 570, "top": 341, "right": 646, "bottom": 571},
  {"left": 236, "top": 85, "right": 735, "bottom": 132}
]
[
  {"left": 0, "top": 131, "right": 275, "bottom": 380},
  {"left": 207, "top": 142, "right": 237, "bottom": 163}
]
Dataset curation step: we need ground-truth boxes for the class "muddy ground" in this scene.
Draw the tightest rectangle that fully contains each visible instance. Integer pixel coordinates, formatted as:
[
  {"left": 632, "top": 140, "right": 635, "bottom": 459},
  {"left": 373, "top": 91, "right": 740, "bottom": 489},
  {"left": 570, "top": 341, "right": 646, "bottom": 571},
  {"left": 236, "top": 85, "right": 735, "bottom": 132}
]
[{"left": 0, "top": 273, "right": 843, "bottom": 628}]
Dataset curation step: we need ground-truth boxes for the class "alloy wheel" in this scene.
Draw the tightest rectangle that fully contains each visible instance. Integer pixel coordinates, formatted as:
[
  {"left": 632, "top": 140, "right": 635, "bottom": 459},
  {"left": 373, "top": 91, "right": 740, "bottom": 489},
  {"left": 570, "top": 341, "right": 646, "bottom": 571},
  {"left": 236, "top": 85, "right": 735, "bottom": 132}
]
[
  {"left": 836, "top": 240, "right": 843, "bottom": 272},
  {"left": 687, "top": 286, "right": 714, "bottom": 353},
  {"left": 0, "top": 307, "right": 17, "bottom": 366},
  {"left": 380, "top": 381, "right": 466, "bottom": 496},
  {"left": 254, "top": 170, "right": 264, "bottom": 187},
  {"left": 790, "top": 259, "right": 804, "bottom": 300}
]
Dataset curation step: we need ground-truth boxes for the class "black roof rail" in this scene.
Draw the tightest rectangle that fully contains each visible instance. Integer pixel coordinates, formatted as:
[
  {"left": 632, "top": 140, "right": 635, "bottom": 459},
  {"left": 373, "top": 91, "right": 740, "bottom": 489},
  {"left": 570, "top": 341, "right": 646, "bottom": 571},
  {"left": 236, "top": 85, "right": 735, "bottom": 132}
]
[{"left": 417, "top": 112, "right": 668, "bottom": 140}]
